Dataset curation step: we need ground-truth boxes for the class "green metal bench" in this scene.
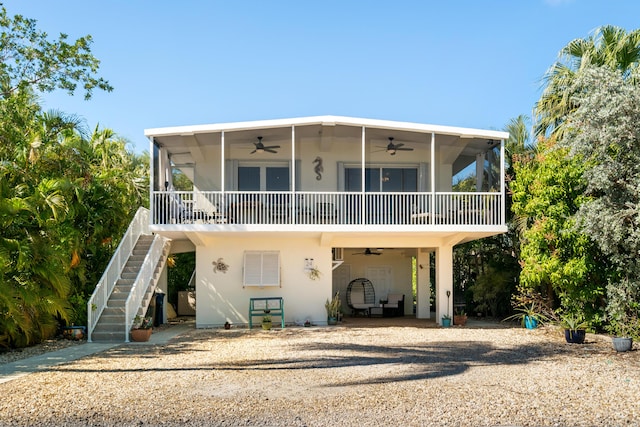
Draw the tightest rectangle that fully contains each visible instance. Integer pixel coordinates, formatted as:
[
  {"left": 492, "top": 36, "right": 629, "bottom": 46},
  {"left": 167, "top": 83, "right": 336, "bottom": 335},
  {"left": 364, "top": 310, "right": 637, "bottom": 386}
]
[{"left": 249, "top": 297, "right": 285, "bottom": 329}]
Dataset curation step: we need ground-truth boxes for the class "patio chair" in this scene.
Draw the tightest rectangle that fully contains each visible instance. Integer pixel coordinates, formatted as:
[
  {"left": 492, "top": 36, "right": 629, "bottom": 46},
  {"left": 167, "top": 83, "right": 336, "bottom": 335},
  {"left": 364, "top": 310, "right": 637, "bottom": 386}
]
[
  {"left": 346, "top": 278, "right": 376, "bottom": 316},
  {"left": 384, "top": 293, "right": 405, "bottom": 317}
]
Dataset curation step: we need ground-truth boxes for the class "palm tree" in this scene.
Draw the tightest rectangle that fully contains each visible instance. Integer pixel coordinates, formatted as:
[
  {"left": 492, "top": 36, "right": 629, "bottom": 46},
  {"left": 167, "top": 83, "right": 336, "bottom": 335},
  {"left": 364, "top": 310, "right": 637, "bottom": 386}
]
[{"left": 535, "top": 25, "right": 640, "bottom": 137}]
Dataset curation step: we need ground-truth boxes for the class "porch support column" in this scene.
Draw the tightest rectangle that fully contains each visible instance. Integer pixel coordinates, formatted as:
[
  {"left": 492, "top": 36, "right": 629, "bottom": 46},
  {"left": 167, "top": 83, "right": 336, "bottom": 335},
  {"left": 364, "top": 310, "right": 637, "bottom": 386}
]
[
  {"left": 500, "top": 138, "right": 505, "bottom": 224},
  {"left": 291, "top": 126, "right": 296, "bottom": 222},
  {"left": 475, "top": 152, "right": 485, "bottom": 191},
  {"left": 360, "top": 126, "right": 366, "bottom": 222},
  {"left": 221, "top": 131, "right": 225, "bottom": 192},
  {"left": 435, "top": 244, "right": 454, "bottom": 325},
  {"left": 416, "top": 249, "right": 431, "bottom": 319}
]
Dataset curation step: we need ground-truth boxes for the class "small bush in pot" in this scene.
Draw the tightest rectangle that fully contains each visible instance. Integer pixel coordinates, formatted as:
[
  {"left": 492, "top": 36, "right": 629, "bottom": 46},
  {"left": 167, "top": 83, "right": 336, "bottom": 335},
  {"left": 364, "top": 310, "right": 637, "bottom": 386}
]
[
  {"left": 608, "top": 314, "right": 638, "bottom": 352},
  {"left": 130, "top": 315, "right": 153, "bottom": 342},
  {"left": 441, "top": 314, "right": 451, "bottom": 327},
  {"left": 454, "top": 309, "right": 468, "bottom": 326},
  {"left": 325, "top": 291, "right": 341, "bottom": 325},
  {"left": 559, "top": 312, "right": 589, "bottom": 344},
  {"left": 262, "top": 311, "right": 272, "bottom": 330}
]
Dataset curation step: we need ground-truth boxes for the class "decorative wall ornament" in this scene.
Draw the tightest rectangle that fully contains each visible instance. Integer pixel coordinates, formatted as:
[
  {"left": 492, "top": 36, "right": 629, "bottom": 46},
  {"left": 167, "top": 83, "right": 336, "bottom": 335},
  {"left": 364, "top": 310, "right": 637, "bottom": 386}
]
[
  {"left": 313, "top": 156, "right": 323, "bottom": 180},
  {"left": 308, "top": 266, "right": 322, "bottom": 281},
  {"left": 213, "top": 258, "right": 229, "bottom": 274}
]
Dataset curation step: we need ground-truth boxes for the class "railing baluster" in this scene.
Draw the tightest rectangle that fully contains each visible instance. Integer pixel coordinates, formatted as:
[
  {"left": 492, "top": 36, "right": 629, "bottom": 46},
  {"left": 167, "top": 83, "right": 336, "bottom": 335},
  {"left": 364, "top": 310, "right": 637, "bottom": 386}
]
[{"left": 149, "top": 190, "right": 501, "bottom": 227}]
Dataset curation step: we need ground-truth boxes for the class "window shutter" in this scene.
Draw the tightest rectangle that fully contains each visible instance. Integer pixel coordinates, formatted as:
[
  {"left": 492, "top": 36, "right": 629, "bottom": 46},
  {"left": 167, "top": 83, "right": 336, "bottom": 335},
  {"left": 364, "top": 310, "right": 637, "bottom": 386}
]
[
  {"left": 243, "top": 251, "right": 280, "bottom": 287},
  {"left": 262, "top": 252, "right": 280, "bottom": 286}
]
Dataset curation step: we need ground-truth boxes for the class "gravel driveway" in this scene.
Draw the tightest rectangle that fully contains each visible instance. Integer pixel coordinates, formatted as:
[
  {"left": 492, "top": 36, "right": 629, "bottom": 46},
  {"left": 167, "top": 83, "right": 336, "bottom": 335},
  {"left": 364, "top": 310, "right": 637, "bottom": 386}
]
[{"left": 0, "top": 317, "right": 638, "bottom": 427}]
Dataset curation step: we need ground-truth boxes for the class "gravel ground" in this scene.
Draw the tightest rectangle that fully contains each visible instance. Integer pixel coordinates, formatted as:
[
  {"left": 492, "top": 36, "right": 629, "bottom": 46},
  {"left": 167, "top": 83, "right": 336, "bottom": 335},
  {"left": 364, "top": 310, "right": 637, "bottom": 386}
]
[{"left": 0, "top": 318, "right": 638, "bottom": 427}]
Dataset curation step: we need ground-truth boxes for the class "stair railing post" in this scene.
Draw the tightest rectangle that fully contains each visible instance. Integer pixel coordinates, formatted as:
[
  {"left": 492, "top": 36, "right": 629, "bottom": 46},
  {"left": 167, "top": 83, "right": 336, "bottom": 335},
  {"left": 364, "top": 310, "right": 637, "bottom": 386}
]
[{"left": 124, "top": 303, "right": 130, "bottom": 343}]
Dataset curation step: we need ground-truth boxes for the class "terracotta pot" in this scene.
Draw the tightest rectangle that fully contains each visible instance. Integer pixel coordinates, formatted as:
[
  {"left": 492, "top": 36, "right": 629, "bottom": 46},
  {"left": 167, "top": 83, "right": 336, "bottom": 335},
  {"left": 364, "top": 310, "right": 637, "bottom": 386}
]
[
  {"left": 130, "top": 328, "right": 152, "bottom": 342},
  {"left": 454, "top": 315, "right": 468, "bottom": 326}
]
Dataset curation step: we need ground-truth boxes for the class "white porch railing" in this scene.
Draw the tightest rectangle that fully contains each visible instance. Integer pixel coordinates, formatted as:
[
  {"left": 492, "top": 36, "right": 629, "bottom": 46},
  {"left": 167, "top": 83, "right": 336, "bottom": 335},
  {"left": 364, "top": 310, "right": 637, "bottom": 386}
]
[
  {"left": 151, "top": 191, "right": 503, "bottom": 226},
  {"left": 87, "top": 207, "right": 150, "bottom": 342},
  {"left": 123, "top": 234, "right": 169, "bottom": 342}
]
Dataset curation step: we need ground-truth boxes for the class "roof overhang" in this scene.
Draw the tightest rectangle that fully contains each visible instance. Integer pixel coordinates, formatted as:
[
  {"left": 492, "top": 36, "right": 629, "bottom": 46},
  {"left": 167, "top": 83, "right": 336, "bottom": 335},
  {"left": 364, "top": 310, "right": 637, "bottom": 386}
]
[{"left": 145, "top": 115, "right": 509, "bottom": 141}]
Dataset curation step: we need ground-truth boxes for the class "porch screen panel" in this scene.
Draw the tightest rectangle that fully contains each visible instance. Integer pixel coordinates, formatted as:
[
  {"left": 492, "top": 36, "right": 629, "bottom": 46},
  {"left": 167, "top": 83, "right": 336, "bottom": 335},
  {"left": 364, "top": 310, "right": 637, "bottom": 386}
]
[{"left": 243, "top": 251, "right": 280, "bottom": 287}]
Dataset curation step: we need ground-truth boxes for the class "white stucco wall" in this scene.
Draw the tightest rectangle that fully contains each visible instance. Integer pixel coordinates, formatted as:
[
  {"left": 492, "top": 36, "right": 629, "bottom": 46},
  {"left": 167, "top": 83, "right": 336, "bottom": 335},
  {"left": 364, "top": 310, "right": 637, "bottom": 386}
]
[{"left": 195, "top": 236, "right": 333, "bottom": 327}]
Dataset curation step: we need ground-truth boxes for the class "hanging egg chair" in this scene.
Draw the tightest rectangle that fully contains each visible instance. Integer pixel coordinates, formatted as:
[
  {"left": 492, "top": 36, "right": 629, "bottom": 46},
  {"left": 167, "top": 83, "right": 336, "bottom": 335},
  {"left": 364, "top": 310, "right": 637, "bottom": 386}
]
[{"left": 346, "top": 278, "right": 376, "bottom": 316}]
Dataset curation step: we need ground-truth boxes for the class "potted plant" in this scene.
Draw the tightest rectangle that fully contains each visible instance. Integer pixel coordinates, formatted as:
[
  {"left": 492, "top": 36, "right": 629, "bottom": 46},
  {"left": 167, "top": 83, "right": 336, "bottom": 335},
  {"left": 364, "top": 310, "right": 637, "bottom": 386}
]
[
  {"left": 63, "top": 292, "right": 88, "bottom": 340},
  {"left": 325, "top": 291, "right": 341, "bottom": 325},
  {"left": 130, "top": 315, "right": 153, "bottom": 342},
  {"left": 609, "top": 314, "right": 638, "bottom": 352},
  {"left": 504, "top": 302, "right": 551, "bottom": 329},
  {"left": 559, "top": 312, "right": 589, "bottom": 344},
  {"left": 504, "top": 289, "right": 555, "bottom": 330},
  {"left": 262, "top": 310, "right": 272, "bottom": 330},
  {"left": 441, "top": 314, "right": 451, "bottom": 327},
  {"left": 454, "top": 309, "right": 468, "bottom": 326}
]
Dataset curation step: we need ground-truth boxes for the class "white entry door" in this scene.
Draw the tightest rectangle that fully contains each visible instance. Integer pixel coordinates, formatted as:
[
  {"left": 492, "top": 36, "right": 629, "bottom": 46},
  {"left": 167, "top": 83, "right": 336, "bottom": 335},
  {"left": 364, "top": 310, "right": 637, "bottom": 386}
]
[{"left": 365, "top": 266, "right": 392, "bottom": 300}]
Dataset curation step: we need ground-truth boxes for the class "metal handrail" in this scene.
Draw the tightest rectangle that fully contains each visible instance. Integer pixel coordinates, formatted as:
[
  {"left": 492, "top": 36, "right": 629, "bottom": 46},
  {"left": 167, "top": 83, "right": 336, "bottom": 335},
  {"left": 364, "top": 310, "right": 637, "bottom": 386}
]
[
  {"left": 123, "top": 234, "right": 169, "bottom": 342},
  {"left": 87, "top": 207, "right": 150, "bottom": 342}
]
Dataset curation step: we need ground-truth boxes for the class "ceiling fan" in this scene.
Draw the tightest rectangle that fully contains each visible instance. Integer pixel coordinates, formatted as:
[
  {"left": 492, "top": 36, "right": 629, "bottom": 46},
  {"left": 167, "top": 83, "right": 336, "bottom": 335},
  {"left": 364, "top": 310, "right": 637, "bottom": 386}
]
[
  {"left": 381, "top": 137, "right": 413, "bottom": 156},
  {"left": 352, "top": 248, "right": 382, "bottom": 256},
  {"left": 251, "top": 136, "right": 280, "bottom": 154}
]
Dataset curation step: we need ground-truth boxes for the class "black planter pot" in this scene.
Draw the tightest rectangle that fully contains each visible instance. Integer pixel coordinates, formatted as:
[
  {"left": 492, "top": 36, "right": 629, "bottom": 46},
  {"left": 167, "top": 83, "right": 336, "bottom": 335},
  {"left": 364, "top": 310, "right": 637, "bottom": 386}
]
[{"left": 564, "top": 329, "right": 586, "bottom": 344}]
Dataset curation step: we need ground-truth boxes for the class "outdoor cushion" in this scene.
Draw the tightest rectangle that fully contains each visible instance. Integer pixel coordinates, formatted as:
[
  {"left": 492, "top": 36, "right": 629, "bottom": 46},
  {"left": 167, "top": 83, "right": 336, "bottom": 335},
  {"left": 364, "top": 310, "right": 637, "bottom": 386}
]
[
  {"left": 385, "top": 293, "right": 404, "bottom": 308},
  {"left": 350, "top": 287, "right": 375, "bottom": 310}
]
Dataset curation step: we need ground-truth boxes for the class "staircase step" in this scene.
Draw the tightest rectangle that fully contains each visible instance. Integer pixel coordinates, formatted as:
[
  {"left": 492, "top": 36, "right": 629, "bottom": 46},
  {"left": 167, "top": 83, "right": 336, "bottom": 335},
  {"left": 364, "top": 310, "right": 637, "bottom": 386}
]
[
  {"left": 90, "top": 232, "right": 171, "bottom": 343},
  {"left": 93, "top": 323, "right": 126, "bottom": 333},
  {"left": 91, "top": 331, "right": 127, "bottom": 343},
  {"left": 101, "top": 307, "right": 125, "bottom": 316}
]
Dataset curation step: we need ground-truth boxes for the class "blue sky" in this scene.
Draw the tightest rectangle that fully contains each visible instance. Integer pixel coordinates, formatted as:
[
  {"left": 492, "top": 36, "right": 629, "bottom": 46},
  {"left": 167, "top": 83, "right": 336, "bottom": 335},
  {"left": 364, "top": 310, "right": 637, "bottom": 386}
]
[{"left": 5, "top": 1, "right": 640, "bottom": 153}]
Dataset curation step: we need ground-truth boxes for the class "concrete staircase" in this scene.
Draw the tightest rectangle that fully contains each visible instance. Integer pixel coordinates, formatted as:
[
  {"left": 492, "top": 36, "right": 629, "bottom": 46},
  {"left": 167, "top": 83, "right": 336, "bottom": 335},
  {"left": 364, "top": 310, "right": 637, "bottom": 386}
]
[{"left": 91, "top": 235, "right": 170, "bottom": 342}]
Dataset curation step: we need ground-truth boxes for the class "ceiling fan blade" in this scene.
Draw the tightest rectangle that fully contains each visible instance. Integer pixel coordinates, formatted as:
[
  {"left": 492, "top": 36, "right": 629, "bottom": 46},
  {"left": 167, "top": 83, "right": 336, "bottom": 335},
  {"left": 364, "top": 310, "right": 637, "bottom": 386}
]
[
  {"left": 397, "top": 147, "right": 414, "bottom": 151},
  {"left": 264, "top": 148, "right": 278, "bottom": 153},
  {"left": 264, "top": 145, "right": 280, "bottom": 150},
  {"left": 250, "top": 149, "right": 257, "bottom": 154}
]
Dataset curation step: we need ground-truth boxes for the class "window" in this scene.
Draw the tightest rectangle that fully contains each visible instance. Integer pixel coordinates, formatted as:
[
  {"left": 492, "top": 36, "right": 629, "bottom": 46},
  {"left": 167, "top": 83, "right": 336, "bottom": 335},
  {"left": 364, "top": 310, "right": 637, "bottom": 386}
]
[
  {"left": 345, "top": 167, "right": 418, "bottom": 192},
  {"left": 238, "top": 164, "right": 290, "bottom": 191},
  {"left": 243, "top": 251, "right": 280, "bottom": 287}
]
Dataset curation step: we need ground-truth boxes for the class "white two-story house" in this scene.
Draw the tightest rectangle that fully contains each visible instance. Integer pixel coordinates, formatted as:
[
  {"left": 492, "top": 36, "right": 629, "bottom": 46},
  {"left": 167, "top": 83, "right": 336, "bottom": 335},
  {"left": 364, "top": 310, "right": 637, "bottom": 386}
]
[{"left": 88, "top": 116, "right": 508, "bottom": 341}]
